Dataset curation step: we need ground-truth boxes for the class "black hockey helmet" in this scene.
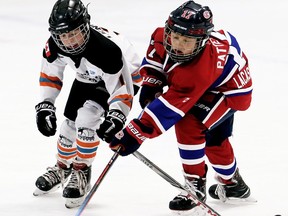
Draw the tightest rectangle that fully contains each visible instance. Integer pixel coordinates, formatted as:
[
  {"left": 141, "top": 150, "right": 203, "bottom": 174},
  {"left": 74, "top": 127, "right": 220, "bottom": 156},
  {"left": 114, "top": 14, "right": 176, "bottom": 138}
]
[
  {"left": 48, "top": 0, "right": 91, "bottom": 54},
  {"left": 164, "top": 1, "right": 214, "bottom": 62}
]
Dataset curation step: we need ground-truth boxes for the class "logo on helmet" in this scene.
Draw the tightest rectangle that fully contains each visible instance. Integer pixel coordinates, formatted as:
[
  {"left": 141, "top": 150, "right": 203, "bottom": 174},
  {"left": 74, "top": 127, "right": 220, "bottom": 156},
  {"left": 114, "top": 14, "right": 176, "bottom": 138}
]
[
  {"left": 181, "top": 10, "right": 195, "bottom": 19},
  {"left": 203, "top": 10, "right": 211, "bottom": 19}
]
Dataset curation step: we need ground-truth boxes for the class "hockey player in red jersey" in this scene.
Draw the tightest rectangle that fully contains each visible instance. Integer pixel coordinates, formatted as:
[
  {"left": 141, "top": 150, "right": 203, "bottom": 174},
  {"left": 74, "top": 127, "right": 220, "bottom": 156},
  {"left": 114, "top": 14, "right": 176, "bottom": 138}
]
[
  {"left": 33, "top": 0, "right": 141, "bottom": 208},
  {"left": 110, "top": 0, "right": 252, "bottom": 213}
]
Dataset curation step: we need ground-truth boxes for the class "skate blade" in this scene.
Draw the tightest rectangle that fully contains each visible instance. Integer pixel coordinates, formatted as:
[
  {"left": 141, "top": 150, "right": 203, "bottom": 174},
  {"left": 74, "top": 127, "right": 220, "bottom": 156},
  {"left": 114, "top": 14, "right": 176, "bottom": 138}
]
[
  {"left": 171, "top": 206, "right": 206, "bottom": 216},
  {"left": 33, "top": 185, "right": 60, "bottom": 196},
  {"left": 65, "top": 197, "right": 85, "bottom": 209},
  {"left": 221, "top": 196, "right": 257, "bottom": 204}
]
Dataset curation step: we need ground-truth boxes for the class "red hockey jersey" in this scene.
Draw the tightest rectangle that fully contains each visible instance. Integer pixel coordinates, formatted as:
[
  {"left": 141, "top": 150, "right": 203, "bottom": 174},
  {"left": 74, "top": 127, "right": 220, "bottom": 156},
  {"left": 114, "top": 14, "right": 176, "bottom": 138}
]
[{"left": 139, "top": 27, "right": 252, "bottom": 138}]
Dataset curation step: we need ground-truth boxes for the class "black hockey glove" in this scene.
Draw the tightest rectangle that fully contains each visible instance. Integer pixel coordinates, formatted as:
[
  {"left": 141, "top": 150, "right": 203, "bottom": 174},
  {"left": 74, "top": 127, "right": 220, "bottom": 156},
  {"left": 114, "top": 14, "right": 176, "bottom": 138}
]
[
  {"left": 109, "top": 119, "right": 153, "bottom": 156},
  {"left": 96, "top": 109, "right": 126, "bottom": 143},
  {"left": 35, "top": 101, "right": 57, "bottom": 137}
]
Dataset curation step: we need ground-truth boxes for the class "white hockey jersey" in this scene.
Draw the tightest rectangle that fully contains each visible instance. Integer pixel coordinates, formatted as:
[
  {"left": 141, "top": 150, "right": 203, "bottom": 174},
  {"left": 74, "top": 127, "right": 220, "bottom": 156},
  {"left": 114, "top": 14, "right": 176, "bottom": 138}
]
[{"left": 39, "top": 25, "right": 142, "bottom": 117}]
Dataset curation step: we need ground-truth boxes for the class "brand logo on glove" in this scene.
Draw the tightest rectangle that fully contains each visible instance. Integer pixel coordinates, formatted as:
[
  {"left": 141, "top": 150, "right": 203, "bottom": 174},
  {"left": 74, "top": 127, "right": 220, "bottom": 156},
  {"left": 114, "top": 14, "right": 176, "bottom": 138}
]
[
  {"left": 128, "top": 123, "right": 147, "bottom": 142},
  {"left": 115, "top": 131, "right": 124, "bottom": 139},
  {"left": 143, "top": 77, "right": 163, "bottom": 86}
]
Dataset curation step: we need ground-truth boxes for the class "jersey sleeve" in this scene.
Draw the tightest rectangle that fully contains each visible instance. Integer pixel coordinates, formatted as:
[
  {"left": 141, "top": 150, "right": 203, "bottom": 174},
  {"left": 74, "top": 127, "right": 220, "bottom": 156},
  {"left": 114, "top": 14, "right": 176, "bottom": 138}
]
[
  {"left": 210, "top": 30, "right": 253, "bottom": 111},
  {"left": 39, "top": 38, "right": 67, "bottom": 104},
  {"left": 139, "top": 27, "right": 168, "bottom": 88},
  {"left": 117, "top": 33, "right": 142, "bottom": 89},
  {"left": 103, "top": 57, "right": 134, "bottom": 117},
  {"left": 98, "top": 29, "right": 140, "bottom": 117},
  {"left": 138, "top": 81, "right": 207, "bottom": 139}
]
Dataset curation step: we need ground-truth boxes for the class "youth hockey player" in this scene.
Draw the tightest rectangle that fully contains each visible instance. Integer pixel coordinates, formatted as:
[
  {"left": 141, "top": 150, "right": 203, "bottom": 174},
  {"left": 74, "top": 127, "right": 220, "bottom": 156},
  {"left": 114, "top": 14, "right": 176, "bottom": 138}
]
[
  {"left": 109, "top": 0, "right": 252, "bottom": 213},
  {"left": 34, "top": 0, "right": 141, "bottom": 208}
]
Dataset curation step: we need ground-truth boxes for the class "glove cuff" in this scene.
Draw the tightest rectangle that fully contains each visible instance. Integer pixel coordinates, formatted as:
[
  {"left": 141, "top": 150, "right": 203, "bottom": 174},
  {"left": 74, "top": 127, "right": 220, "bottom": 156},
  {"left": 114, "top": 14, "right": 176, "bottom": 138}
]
[
  {"left": 142, "top": 72, "right": 167, "bottom": 88},
  {"left": 107, "top": 109, "right": 126, "bottom": 124},
  {"left": 35, "top": 101, "right": 56, "bottom": 112},
  {"left": 125, "top": 119, "right": 153, "bottom": 144}
]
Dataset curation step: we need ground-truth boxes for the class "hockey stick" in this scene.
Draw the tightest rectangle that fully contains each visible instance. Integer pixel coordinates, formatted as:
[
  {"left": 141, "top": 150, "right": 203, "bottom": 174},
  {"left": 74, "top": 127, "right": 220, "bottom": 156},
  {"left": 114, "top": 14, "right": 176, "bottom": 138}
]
[
  {"left": 75, "top": 146, "right": 121, "bottom": 216},
  {"left": 133, "top": 150, "right": 221, "bottom": 216}
]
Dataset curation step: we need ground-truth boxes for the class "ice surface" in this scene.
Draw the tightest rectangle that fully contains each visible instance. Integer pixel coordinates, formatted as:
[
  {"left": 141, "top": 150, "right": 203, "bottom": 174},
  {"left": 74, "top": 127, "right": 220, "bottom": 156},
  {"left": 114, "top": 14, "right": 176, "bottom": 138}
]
[{"left": 0, "top": 0, "right": 287, "bottom": 215}]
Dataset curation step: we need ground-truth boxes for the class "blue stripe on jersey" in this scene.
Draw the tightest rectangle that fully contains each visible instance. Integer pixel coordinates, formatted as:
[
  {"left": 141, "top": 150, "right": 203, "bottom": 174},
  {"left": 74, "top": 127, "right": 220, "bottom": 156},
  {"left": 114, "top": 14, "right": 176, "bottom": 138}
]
[
  {"left": 210, "top": 55, "right": 236, "bottom": 89},
  {"left": 147, "top": 98, "right": 183, "bottom": 131},
  {"left": 110, "top": 97, "right": 133, "bottom": 104},
  {"left": 39, "top": 77, "right": 63, "bottom": 86},
  {"left": 210, "top": 32, "right": 244, "bottom": 89},
  {"left": 179, "top": 148, "right": 205, "bottom": 160},
  {"left": 227, "top": 32, "right": 241, "bottom": 54},
  {"left": 141, "top": 57, "right": 163, "bottom": 71},
  {"left": 132, "top": 73, "right": 141, "bottom": 81},
  {"left": 141, "top": 57, "right": 149, "bottom": 66}
]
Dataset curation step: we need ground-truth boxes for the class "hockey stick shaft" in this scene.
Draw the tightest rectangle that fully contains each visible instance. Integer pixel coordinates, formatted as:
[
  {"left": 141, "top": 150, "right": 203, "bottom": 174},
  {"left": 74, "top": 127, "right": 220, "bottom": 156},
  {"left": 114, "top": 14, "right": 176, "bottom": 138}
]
[
  {"left": 75, "top": 146, "right": 121, "bottom": 216},
  {"left": 132, "top": 150, "right": 221, "bottom": 216}
]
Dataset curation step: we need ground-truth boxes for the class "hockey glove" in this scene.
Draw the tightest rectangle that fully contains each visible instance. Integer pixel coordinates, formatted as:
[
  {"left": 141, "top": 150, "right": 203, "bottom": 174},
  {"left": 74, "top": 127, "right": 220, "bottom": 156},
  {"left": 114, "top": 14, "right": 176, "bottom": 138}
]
[
  {"left": 139, "top": 73, "right": 166, "bottom": 109},
  {"left": 96, "top": 109, "right": 126, "bottom": 143},
  {"left": 139, "top": 85, "right": 163, "bottom": 109},
  {"left": 109, "top": 119, "right": 153, "bottom": 156},
  {"left": 35, "top": 101, "right": 57, "bottom": 137}
]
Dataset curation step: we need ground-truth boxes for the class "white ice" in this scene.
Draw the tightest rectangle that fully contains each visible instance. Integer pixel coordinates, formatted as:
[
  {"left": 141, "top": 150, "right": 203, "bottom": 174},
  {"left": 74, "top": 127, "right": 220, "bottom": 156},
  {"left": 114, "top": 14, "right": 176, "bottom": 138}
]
[{"left": 0, "top": 0, "right": 288, "bottom": 215}]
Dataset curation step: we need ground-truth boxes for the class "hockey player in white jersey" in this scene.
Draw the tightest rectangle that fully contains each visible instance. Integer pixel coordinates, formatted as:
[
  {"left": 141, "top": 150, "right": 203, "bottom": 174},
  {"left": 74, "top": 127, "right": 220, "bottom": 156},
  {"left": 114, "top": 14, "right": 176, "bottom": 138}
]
[{"left": 33, "top": 0, "right": 142, "bottom": 208}]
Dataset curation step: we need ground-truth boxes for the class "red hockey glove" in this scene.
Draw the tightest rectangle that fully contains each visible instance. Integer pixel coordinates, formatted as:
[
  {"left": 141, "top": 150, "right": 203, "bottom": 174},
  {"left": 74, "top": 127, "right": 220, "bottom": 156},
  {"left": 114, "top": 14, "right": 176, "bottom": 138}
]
[{"left": 109, "top": 119, "right": 153, "bottom": 156}]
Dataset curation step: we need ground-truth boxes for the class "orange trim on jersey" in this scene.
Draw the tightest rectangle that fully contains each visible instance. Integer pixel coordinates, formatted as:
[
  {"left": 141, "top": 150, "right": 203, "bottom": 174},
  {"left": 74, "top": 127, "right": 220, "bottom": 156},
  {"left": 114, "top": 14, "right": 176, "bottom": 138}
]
[
  {"left": 131, "top": 71, "right": 142, "bottom": 83},
  {"left": 40, "top": 72, "right": 62, "bottom": 90},
  {"left": 111, "top": 94, "right": 133, "bottom": 108},
  {"left": 40, "top": 82, "right": 62, "bottom": 90},
  {"left": 40, "top": 72, "right": 61, "bottom": 81}
]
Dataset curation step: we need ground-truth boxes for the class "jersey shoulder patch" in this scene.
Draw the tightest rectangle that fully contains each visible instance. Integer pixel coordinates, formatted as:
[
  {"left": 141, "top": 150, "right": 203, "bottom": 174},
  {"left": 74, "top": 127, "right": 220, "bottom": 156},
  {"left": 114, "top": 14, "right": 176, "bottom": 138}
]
[{"left": 42, "top": 37, "right": 58, "bottom": 63}]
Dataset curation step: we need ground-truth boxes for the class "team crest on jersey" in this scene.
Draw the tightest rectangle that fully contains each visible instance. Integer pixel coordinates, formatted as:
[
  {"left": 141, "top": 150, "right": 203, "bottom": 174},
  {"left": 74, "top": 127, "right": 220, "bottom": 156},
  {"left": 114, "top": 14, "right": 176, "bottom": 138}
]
[
  {"left": 45, "top": 41, "right": 51, "bottom": 57},
  {"left": 77, "top": 70, "right": 103, "bottom": 83}
]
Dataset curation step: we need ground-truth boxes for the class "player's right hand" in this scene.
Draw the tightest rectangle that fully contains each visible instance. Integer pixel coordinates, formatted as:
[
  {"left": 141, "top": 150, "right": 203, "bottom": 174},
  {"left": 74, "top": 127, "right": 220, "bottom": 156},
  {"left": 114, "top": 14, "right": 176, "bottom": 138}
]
[
  {"left": 35, "top": 101, "right": 57, "bottom": 137},
  {"left": 109, "top": 119, "right": 153, "bottom": 156}
]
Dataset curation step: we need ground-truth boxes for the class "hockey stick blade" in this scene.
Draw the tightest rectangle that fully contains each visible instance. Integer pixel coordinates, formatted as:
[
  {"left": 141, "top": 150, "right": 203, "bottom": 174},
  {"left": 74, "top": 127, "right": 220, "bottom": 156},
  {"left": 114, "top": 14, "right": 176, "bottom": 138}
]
[
  {"left": 75, "top": 146, "right": 121, "bottom": 216},
  {"left": 133, "top": 150, "right": 221, "bottom": 216}
]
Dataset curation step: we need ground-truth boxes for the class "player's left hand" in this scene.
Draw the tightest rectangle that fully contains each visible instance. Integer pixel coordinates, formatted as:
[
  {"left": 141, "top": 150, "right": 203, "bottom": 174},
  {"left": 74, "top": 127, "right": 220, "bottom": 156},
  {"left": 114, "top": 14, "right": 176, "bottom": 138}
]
[
  {"left": 96, "top": 109, "right": 126, "bottom": 143},
  {"left": 109, "top": 119, "right": 153, "bottom": 156}
]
